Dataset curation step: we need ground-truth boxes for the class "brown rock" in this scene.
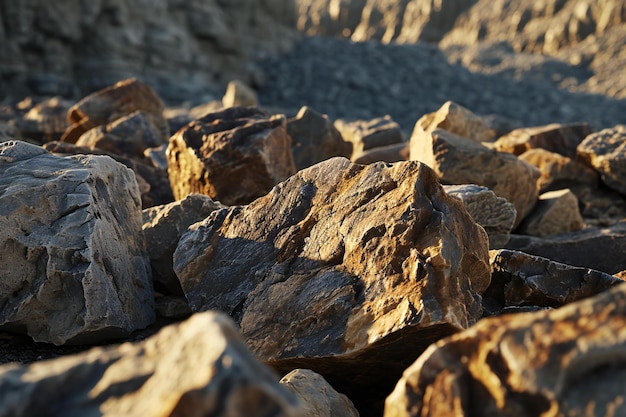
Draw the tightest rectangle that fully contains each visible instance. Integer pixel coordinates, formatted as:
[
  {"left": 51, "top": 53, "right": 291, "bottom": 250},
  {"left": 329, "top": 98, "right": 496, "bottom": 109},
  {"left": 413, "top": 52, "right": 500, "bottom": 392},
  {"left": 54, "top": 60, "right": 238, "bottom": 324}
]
[
  {"left": 287, "top": 106, "right": 352, "bottom": 170},
  {"left": 174, "top": 157, "right": 490, "bottom": 416},
  {"left": 334, "top": 116, "right": 404, "bottom": 161},
  {"left": 573, "top": 184, "right": 626, "bottom": 226},
  {"left": 410, "top": 127, "right": 540, "bottom": 227},
  {"left": 0, "top": 311, "right": 301, "bottom": 417},
  {"left": 14, "top": 97, "right": 71, "bottom": 144},
  {"left": 166, "top": 106, "right": 296, "bottom": 205},
  {"left": 414, "top": 100, "right": 496, "bottom": 142},
  {"left": 222, "top": 79, "right": 259, "bottom": 108},
  {"left": 517, "top": 189, "right": 584, "bottom": 237},
  {"left": 577, "top": 125, "right": 626, "bottom": 196},
  {"left": 385, "top": 282, "right": 626, "bottom": 417},
  {"left": 494, "top": 122, "right": 591, "bottom": 158},
  {"left": 352, "top": 142, "right": 409, "bottom": 165}
]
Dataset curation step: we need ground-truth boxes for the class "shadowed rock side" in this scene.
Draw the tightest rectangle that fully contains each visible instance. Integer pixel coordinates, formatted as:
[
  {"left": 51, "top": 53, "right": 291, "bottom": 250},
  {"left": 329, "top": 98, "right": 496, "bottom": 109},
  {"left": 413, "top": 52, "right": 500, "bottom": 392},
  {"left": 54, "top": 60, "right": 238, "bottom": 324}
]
[
  {"left": 0, "top": 312, "right": 301, "bottom": 417},
  {"left": 385, "top": 281, "right": 626, "bottom": 417},
  {"left": 174, "top": 157, "right": 490, "bottom": 416}
]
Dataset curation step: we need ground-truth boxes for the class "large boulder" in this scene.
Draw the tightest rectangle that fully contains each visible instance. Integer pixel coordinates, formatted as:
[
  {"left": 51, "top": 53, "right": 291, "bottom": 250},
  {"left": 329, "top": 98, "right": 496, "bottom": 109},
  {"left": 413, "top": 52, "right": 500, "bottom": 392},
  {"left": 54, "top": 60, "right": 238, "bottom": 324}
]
[
  {"left": 577, "top": 125, "right": 626, "bottom": 196},
  {"left": 0, "top": 311, "right": 301, "bottom": 417},
  {"left": 174, "top": 157, "right": 490, "bottom": 415},
  {"left": 0, "top": 140, "right": 154, "bottom": 345}
]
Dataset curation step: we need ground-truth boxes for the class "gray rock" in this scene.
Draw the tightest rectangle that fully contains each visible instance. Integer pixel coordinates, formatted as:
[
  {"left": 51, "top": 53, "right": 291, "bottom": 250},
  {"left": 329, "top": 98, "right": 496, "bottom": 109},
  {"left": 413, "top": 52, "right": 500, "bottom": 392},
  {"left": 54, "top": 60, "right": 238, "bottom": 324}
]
[{"left": 0, "top": 140, "right": 154, "bottom": 345}]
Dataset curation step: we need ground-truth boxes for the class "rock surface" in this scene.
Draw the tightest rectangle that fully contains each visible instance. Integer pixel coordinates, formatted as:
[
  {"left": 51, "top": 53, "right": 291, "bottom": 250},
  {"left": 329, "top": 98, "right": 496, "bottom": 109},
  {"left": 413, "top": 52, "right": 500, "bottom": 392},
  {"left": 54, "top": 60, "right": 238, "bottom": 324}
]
[
  {"left": 166, "top": 106, "right": 296, "bottom": 205},
  {"left": 335, "top": 115, "right": 404, "bottom": 161},
  {"left": 577, "top": 125, "right": 626, "bottom": 196},
  {"left": 517, "top": 189, "right": 584, "bottom": 237},
  {"left": 0, "top": 140, "right": 154, "bottom": 345},
  {"left": 415, "top": 100, "right": 496, "bottom": 142},
  {"left": 493, "top": 123, "right": 591, "bottom": 158},
  {"left": 0, "top": 311, "right": 301, "bottom": 417}
]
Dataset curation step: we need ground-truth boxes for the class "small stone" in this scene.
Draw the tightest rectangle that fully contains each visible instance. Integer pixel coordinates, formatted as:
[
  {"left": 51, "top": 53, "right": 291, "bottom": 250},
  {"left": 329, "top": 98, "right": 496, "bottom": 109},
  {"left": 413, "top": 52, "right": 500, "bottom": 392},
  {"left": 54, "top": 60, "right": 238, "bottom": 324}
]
[
  {"left": 577, "top": 125, "right": 626, "bottom": 196},
  {"left": 222, "top": 79, "right": 259, "bottom": 108},
  {"left": 494, "top": 122, "right": 591, "bottom": 158},
  {"left": 352, "top": 142, "right": 409, "bottom": 165},
  {"left": 334, "top": 115, "right": 404, "bottom": 160},
  {"left": 415, "top": 100, "right": 496, "bottom": 142},
  {"left": 519, "top": 148, "right": 599, "bottom": 192},
  {"left": 518, "top": 189, "right": 584, "bottom": 237}
]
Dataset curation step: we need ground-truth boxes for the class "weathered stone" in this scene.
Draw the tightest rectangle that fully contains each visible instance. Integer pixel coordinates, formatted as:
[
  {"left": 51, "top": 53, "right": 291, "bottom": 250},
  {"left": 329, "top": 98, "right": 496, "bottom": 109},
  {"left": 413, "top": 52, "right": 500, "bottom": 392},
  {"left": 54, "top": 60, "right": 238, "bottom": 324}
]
[
  {"left": 280, "top": 369, "right": 359, "bottom": 417},
  {"left": 142, "top": 193, "right": 224, "bottom": 295},
  {"left": 494, "top": 122, "right": 591, "bottom": 158},
  {"left": 166, "top": 106, "right": 296, "bottom": 205},
  {"left": 415, "top": 100, "right": 496, "bottom": 142},
  {"left": 334, "top": 116, "right": 404, "bottom": 160},
  {"left": 0, "top": 140, "right": 154, "bottom": 345},
  {"left": 0, "top": 311, "right": 301, "bottom": 417},
  {"left": 154, "top": 295, "right": 192, "bottom": 319},
  {"left": 61, "top": 78, "right": 168, "bottom": 145},
  {"left": 577, "top": 125, "right": 626, "bottom": 196},
  {"left": 505, "top": 221, "right": 626, "bottom": 275},
  {"left": 410, "top": 127, "right": 540, "bottom": 227},
  {"left": 352, "top": 142, "right": 409, "bottom": 165},
  {"left": 14, "top": 97, "right": 71, "bottom": 144},
  {"left": 287, "top": 106, "right": 352, "bottom": 170},
  {"left": 517, "top": 189, "right": 584, "bottom": 237},
  {"left": 174, "top": 157, "right": 490, "bottom": 416},
  {"left": 385, "top": 282, "right": 626, "bottom": 417},
  {"left": 444, "top": 184, "right": 516, "bottom": 249},
  {"left": 143, "top": 144, "right": 168, "bottom": 171},
  {"left": 573, "top": 184, "right": 626, "bottom": 226},
  {"left": 75, "top": 110, "right": 167, "bottom": 158},
  {"left": 222, "top": 79, "right": 259, "bottom": 108},
  {"left": 484, "top": 249, "right": 623, "bottom": 316},
  {"left": 519, "top": 148, "right": 599, "bottom": 193}
]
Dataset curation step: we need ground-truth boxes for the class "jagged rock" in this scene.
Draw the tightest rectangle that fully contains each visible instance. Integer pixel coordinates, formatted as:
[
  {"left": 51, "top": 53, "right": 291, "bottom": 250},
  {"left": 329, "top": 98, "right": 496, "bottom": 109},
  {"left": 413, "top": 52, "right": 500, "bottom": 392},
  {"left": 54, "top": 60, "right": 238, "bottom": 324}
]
[
  {"left": 414, "top": 100, "right": 496, "bottom": 142},
  {"left": 222, "top": 79, "right": 259, "bottom": 108},
  {"left": 166, "top": 106, "right": 296, "bottom": 205},
  {"left": 75, "top": 110, "right": 167, "bottom": 158},
  {"left": 410, "top": 127, "right": 540, "bottom": 227},
  {"left": 444, "top": 184, "right": 516, "bottom": 249},
  {"left": 0, "top": 311, "right": 301, "bottom": 417},
  {"left": 144, "top": 144, "right": 168, "bottom": 170},
  {"left": 517, "top": 189, "right": 584, "bottom": 237},
  {"left": 14, "top": 97, "right": 71, "bottom": 144},
  {"left": 518, "top": 147, "right": 599, "bottom": 193},
  {"left": 280, "top": 369, "right": 360, "bottom": 417},
  {"left": 505, "top": 221, "right": 626, "bottom": 275},
  {"left": 484, "top": 249, "right": 623, "bottom": 316},
  {"left": 352, "top": 142, "right": 409, "bottom": 164},
  {"left": 334, "top": 116, "right": 404, "bottom": 161},
  {"left": 61, "top": 78, "right": 168, "bottom": 145},
  {"left": 385, "top": 281, "right": 626, "bottom": 417},
  {"left": 174, "top": 157, "right": 490, "bottom": 416},
  {"left": 494, "top": 122, "right": 591, "bottom": 158},
  {"left": 142, "top": 193, "right": 225, "bottom": 295},
  {"left": 287, "top": 106, "right": 352, "bottom": 170},
  {"left": 574, "top": 184, "right": 626, "bottom": 226},
  {"left": 577, "top": 125, "right": 626, "bottom": 196},
  {"left": 0, "top": 140, "right": 154, "bottom": 345},
  {"left": 154, "top": 295, "right": 192, "bottom": 319}
]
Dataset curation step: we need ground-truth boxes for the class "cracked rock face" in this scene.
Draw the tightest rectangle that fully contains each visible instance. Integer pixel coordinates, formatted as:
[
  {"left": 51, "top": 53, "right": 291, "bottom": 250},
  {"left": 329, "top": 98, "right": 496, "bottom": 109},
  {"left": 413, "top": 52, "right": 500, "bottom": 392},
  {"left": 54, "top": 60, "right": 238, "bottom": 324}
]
[{"left": 0, "top": 140, "right": 154, "bottom": 345}]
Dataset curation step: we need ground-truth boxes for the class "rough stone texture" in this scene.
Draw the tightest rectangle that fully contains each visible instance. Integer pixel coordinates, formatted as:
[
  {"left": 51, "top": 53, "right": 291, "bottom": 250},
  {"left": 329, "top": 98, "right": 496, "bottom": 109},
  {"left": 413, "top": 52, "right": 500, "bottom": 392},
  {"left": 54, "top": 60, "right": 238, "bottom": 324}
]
[
  {"left": 352, "top": 142, "right": 409, "bottom": 165},
  {"left": 142, "top": 194, "right": 225, "bottom": 295},
  {"left": 444, "top": 184, "right": 516, "bottom": 249},
  {"left": 414, "top": 100, "right": 496, "bottom": 142},
  {"left": 518, "top": 147, "right": 599, "bottom": 193},
  {"left": 167, "top": 106, "right": 296, "bottom": 205},
  {"left": 61, "top": 78, "right": 168, "bottom": 145},
  {"left": 334, "top": 116, "right": 404, "bottom": 161},
  {"left": 0, "top": 140, "right": 154, "bottom": 345},
  {"left": 410, "top": 127, "right": 540, "bottom": 227},
  {"left": 0, "top": 311, "right": 301, "bottom": 417},
  {"left": 222, "top": 80, "right": 259, "bottom": 108},
  {"left": 280, "top": 369, "right": 360, "bottom": 417},
  {"left": 494, "top": 122, "right": 591, "bottom": 158},
  {"left": 174, "top": 157, "right": 490, "bottom": 416},
  {"left": 518, "top": 189, "right": 584, "bottom": 237},
  {"left": 484, "top": 249, "right": 623, "bottom": 316},
  {"left": 505, "top": 221, "right": 626, "bottom": 275},
  {"left": 286, "top": 106, "right": 352, "bottom": 170},
  {"left": 573, "top": 184, "right": 626, "bottom": 226},
  {"left": 13, "top": 97, "right": 71, "bottom": 144},
  {"left": 577, "top": 125, "right": 626, "bottom": 196},
  {"left": 384, "top": 281, "right": 626, "bottom": 417}
]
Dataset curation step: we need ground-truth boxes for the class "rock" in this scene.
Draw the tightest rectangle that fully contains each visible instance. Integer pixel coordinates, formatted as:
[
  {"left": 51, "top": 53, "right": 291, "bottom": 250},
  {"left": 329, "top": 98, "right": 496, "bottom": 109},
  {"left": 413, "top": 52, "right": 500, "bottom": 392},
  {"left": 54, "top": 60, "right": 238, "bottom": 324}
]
[
  {"left": 287, "top": 106, "right": 352, "bottom": 170},
  {"left": 573, "top": 184, "right": 626, "bottom": 226},
  {"left": 142, "top": 193, "right": 225, "bottom": 295},
  {"left": 174, "top": 157, "right": 490, "bottom": 416},
  {"left": 577, "top": 125, "right": 626, "bottom": 196},
  {"left": 414, "top": 100, "right": 496, "bottom": 142},
  {"left": 494, "top": 122, "right": 591, "bottom": 158},
  {"left": 0, "top": 140, "right": 154, "bottom": 345},
  {"left": 518, "top": 148, "right": 599, "bottom": 193},
  {"left": 61, "top": 78, "right": 168, "bottom": 145},
  {"left": 505, "top": 221, "right": 626, "bottom": 275},
  {"left": 154, "top": 295, "right": 192, "bottom": 319},
  {"left": 334, "top": 116, "right": 404, "bottom": 161},
  {"left": 14, "top": 97, "right": 71, "bottom": 144},
  {"left": 385, "top": 281, "right": 626, "bottom": 417},
  {"left": 280, "top": 369, "right": 360, "bottom": 417},
  {"left": 0, "top": 311, "right": 301, "bottom": 417},
  {"left": 517, "top": 189, "right": 584, "bottom": 237},
  {"left": 143, "top": 144, "right": 168, "bottom": 170},
  {"left": 222, "top": 79, "right": 259, "bottom": 108},
  {"left": 352, "top": 142, "right": 409, "bottom": 165},
  {"left": 444, "top": 184, "right": 516, "bottom": 249},
  {"left": 484, "top": 249, "right": 623, "bottom": 316},
  {"left": 166, "top": 106, "right": 296, "bottom": 205},
  {"left": 410, "top": 127, "right": 540, "bottom": 227}
]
